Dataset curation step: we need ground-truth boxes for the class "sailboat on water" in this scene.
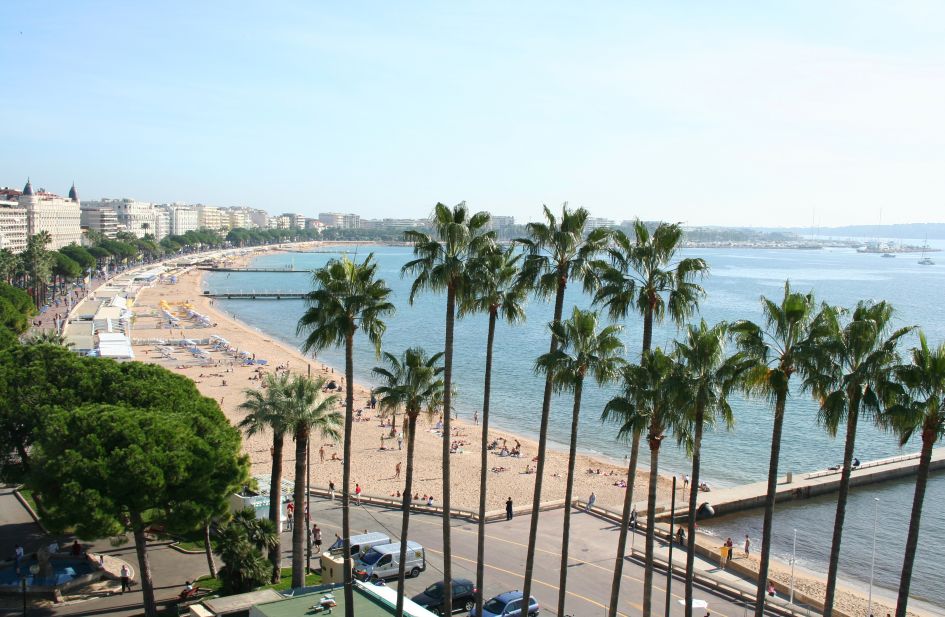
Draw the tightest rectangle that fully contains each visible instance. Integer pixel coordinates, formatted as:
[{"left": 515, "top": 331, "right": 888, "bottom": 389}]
[{"left": 919, "top": 235, "right": 934, "bottom": 265}]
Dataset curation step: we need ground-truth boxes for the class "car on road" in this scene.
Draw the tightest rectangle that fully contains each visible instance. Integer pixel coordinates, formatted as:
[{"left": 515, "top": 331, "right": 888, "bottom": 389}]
[
  {"left": 411, "top": 578, "right": 478, "bottom": 614},
  {"left": 469, "top": 591, "right": 539, "bottom": 617}
]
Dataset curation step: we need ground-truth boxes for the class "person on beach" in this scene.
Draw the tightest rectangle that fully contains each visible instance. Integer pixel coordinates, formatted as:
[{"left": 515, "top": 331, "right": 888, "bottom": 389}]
[
  {"left": 473, "top": 411, "right": 478, "bottom": 425},
  {"left": 329, "top": 481, "right": 335, "bottom": 500},
  {"left": 320, "top": 447, "right": 325, "bottom": 463},
  {"left": 586, "top": 492, "right": 596, "bottom": 512},
  {"left": 506, "top": 497, "right": 513, "bottom": 520},
  {"left": 724, "top": 537, "right": 733, "bottom": 565},
  {"left": 395, "top": 462, "right": 401, "bottom": 479},
  {"left": 683, "top": 474, "right": 689, "bottom": 490},
  {"left": 397, "top": 433, "right": 403, "bottom": 450},
  {"left": 744, "top": 534, "right": 751, "bottom": 557}
]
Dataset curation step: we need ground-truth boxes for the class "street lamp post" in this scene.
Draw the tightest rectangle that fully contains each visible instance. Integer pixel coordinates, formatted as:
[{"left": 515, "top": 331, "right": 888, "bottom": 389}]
[
  {"left": 867, "top": 497, "right": 880, "bottom": 617},
  {"left": 790, "top": 529, "right": 797, "bottom": 605},
  {"left": 306, "top": 442, "right": 312, "bottom": 575}
]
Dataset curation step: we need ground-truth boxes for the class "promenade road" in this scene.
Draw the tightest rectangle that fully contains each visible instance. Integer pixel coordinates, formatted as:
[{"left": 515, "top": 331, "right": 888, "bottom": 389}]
[{"left": 305, "top": 497, "right": 770, "bottom": 617}]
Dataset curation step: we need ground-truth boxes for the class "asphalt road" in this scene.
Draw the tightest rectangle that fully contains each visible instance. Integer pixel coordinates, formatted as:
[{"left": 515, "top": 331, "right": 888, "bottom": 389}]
[{"left": 305, "top": 498, "right": 756, "bottom": 617}]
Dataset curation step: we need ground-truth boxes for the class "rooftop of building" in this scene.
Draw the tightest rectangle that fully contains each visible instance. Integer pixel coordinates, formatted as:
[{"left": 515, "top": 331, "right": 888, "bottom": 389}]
[{"left": 249, "top": 583, "right": 435, "bottom": 617}]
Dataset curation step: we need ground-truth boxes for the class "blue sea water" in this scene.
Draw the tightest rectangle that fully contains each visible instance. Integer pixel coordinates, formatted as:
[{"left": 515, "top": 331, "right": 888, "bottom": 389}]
[{"left": 207, "top": 243, "right": 945, "bottom": 605}]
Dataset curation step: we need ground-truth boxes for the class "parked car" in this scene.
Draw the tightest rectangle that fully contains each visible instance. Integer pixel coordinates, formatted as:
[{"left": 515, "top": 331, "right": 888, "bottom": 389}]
[
  {"left": 354, "top": 541, "right": 426, "bottom": 581},
  {"left": 411, "top": 578, "right": 478, "bottom": 614},
  {"left": 469, "top": 591, "right": 539, "bottom": 617}
]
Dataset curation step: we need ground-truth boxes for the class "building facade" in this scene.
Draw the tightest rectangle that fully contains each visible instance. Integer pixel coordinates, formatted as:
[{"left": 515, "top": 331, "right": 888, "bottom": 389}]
[
  {"left": 160, "top": 204, "right": 199, "bottom": 235},
  {"left": 197, "top": 205, "right": 226, "bottom": 230},
  {"left": 0, "top": 189, "right": 28, "bottom": 254},
  {"left": 18, "top": 179, "right": 83, "bottom": 250},
  {"left": 80, "top": 205, "right": 119, "bottom": 239},
  {"left": 319, "top": 212, "right": 361, "bottom": 229}
]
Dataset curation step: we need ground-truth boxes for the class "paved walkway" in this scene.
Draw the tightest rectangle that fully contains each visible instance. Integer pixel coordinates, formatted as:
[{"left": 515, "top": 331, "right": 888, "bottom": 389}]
[{"left": 0, "top": 485, "right": 46, "bottom": 558}]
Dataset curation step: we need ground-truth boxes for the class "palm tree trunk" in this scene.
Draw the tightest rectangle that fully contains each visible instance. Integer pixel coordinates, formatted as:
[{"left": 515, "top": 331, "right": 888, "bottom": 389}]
[
  {"left": 441, "top": 285, "right": 457, "bottom": 616},
  {"left": 556, "top": 378, "right": 584, "bottom": 617},
  {"left": 342, "top": 331, "right": 355, "bottom": 617},
  {"left": 642, "top": 437, "right": 661, "bottom": 617},
  {"left": 395, "top": 413, "right": 419, "bottom": 617},
  {"left": 823, "top": 398, "right": 860, "bottom": 616},
  {"left": 130, "top": 511, "right": 157, "bottom": 617},
  {"left": 685, "top": 408, "right": 704, "bottom": 617},
  {"left": 896, "top": 429, "right": 934, "bottom": 617},
  {"left": 269, "top": 432, "right": 284, "bottom": 583},
  {"left": 754, "top": 389, "right": 787, "bottom": 617},
  {"left": 476, "top": 310, "right": 498, "bottom": 617},
  {"left": 522, "top": 277, "right": 567, "bottom": 606},
  {"left": 292, "top": 426, "right": 308, "bottom": 588},
  {"left": 204, "top": 523, "right": 217, "bottom": 578},
  {"left": 607, "top": 429, "right": 640, "bottom": 617}
]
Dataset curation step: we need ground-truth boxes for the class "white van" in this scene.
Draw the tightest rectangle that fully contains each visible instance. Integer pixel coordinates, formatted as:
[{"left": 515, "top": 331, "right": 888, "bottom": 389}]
[
  {"left": 354, "top": 541, "right": 426, "bottom": 581},
  {"left": 326, "top": 532, "right": 391, "bottom": 563}
]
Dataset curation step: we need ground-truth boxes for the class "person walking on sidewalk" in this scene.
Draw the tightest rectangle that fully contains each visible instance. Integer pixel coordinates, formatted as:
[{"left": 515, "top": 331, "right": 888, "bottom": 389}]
[
  {"left": 506, "top": 497, "right": 513, "bottom": 520},
  {"left": 586, "top": 492, "right": 596, "bottom": 512},
  {"left": 120, "top": 564, "right": 130, "bottom": 593},
  {"left": 355, "top": 483, "right": 362, "bottom": 505}
]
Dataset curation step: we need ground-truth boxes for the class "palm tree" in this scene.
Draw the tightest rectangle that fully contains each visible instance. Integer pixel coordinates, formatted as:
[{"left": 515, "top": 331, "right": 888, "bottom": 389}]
[
  {"left": 673, "top": 320, "right": 747, "bottom": 617},
  {"left": 459, "top": 245, "right": 528, "bottom": 617},
  {"left": 238, "top": 372, "right": 293, "bottom": 582},
  {"left": 806, "top": 301, "right": 911, "bottom": 616},
  {"left": 603, "top": 349, "right": 688, "bottom": 616},
  {"left": 592, "top": 219, "right": 707, "bottom": 617},
  {"left": 373, "top": 348, "right": 444, "bottom": 617},
  {"left": 731, "top": 282, "right": 826, "bottom": 617},
  {"left": 402, "top": 202, "right": 494, "bottom": 614},
  {"left": 535, "top": 308, "right": 623, "bottom": 617},
  {"left": 285, "top": 375, "right": 342, "bottom": 588},
  {"left": 297, "top": 255, "right": 393, "bottom": 614},
  {"left": 880, "top": 332, "right": 945, "bottom": 617},
  {"left": 514, "top": 204, "right": 608, "bottom": 604}
]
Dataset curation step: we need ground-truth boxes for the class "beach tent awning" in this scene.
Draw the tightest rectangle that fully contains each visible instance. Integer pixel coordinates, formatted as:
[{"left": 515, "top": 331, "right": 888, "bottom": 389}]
[
  {"left": 133, "top": 267, "right": 166, "bottom": 281},
  {"left": 97, "top": 333, "right": 134, "bottom": 359},
  {"left": 110, "top": 295, "right": 129, "bottom": 309}
]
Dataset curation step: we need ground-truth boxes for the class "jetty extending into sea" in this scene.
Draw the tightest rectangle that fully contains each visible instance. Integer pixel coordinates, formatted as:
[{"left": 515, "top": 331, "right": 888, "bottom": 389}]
[{"left": 655, "top": 448, "right": 945, "bottom": 519}]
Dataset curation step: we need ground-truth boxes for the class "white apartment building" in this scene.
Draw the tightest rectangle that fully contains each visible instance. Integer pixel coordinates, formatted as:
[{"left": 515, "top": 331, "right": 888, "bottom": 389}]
[
  {"left": 153, "top": 207, "right": 170, "bottom": 240},
  {"left": 80, "top": 205, "right": 119, "bottom": 239},
  {"left": 584, "top": 216, "right": 616, "bottom": 231},
  {"left": 92, "top": 198, "right": 162, "bottom": 239},
  {"left": 17, "top": 180, "right": 83, "bottom": 250},
  {"left": 0, "top": 190, "right": 28, "bottom": 254},
  {"left": 159, "top": 204, "right": 199, "bottom": 236},
  {"left": 319, "top": 212, "right": 360, "bottom": 229},
  {"left": 271, "top": 214, "right": 292, "bottom": 229},
  {"left": 197, "top": 205, "right": 226, "bottom": 230},
  {"left": 224, "top": 207, "right": 251, "bottom": 229}
]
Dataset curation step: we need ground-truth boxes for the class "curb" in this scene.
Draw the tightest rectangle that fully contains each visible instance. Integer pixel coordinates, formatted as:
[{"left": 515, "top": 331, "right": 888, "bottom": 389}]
[{"left": 14, "top": 485, "right": 48, "bottom": 534}]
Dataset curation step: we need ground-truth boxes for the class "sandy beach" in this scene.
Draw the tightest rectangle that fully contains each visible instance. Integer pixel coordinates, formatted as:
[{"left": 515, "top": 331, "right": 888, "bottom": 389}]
[
  {"left": 123, "top": 247, "right": 931, "bottom": 617},
  {"left": 129, "top": 251, "right": 667, "bottom": 514}
]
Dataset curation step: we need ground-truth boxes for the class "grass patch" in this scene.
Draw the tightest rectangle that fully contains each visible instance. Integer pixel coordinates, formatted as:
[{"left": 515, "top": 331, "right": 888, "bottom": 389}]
[
  {"left": 267, "top": 568, "right": 322, "bottom": 592},
  {"left": 191, "top": 568, "right": 322, "bottom": 597},
  {"left": 17, "top": 487, "right": 39, "bottom": 513}
]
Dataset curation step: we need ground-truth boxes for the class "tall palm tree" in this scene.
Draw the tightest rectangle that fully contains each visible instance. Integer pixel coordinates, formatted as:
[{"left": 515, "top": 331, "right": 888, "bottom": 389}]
[
  {"left": 592, "top": 219, "right": 707, "bottom": 617},
  {"left": 459, "top": 246, "right": 528, "bottom": 617},
  {"left": 238, "top": 372, "right": 293, "bottom": 582},
  {"left": 297, "top": 255, "right": 393, "bottom": 614},
  {"left": 603, "top": 349, "right": 688, "bottom": 617},
  {"left": 402, "top": 202, "right": 494, "bottom": 614},
  {"left": 806, "top": 301, "right": 911, "bottom": 616},
  {"left": 731, "top": 282, "right": 826, "bottom": 617},
  {"left": 515, "top": 204, "right": 608, "bottom": 604},
  {"left": 880, "top": 332, "right": 945, "bottom": 617},
  {"left": 373, "top": 348, "right": 445, "bottom": 617},
  {"left": 673, "top": 320, "right": 747, "bottom": 617},
  {"left": 285, "top": 375, "right": 342, "bottom": 588},
  {"left": 535, "top": 308, "right": 623, "bottom": 617}
]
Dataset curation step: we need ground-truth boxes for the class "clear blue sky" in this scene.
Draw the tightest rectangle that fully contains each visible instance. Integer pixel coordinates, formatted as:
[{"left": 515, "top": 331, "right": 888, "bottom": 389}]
[{"left": 2, "top": 1, "right": 944, "bottom": 227}]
